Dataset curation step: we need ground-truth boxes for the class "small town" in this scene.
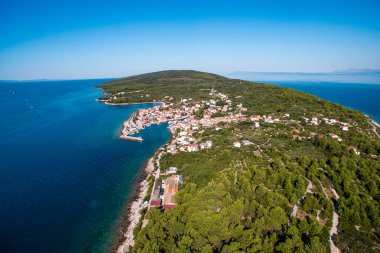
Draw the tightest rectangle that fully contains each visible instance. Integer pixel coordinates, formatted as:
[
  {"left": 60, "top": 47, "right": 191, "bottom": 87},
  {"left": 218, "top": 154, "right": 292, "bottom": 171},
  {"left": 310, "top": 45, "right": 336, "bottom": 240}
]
[
  {"left": 117, "top": 89, "right": 360, "bottom": 214},
  {"left": 119, "top": 88, "right": 357, "bottom": 159}
]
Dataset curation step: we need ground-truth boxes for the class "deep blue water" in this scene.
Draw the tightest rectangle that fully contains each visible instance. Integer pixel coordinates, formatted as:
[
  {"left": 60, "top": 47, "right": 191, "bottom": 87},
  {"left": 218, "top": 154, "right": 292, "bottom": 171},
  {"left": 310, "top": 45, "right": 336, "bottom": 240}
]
[
  {"left": 264, "top": 81, "right": 380, "bottom": 122},
  {"left": 230, "top": 73, "right": 380, "bottom": 121},
  {"left": 0, "top": 80, "right": 170, "bottom": 253}
]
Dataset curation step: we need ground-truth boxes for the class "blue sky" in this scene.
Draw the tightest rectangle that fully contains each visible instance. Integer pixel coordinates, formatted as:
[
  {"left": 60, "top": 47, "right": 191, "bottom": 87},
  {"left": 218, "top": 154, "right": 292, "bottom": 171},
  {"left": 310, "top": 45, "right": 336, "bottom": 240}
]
[{"left": 1, "top": 0, "right": 380, "bottom": 79}]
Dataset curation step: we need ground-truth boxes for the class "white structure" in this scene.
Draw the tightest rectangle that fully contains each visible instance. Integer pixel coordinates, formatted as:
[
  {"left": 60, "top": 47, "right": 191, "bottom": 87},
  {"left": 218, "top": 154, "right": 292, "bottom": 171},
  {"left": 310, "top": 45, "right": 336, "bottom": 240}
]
[
  {"left": 200, "top": 140, "right": 213, "bottom": 150},
  {"left": 250, "top": 117, "right": 260, "bottom": 122},
  {"left": 242, "top": 140, "right": 253, "bottom": 146},
  {"left": 348, "top": 146, "right": 360, "bottom": 155},
  {"left": 166, "top": 167, "right": 178, "bottom": 174},
  {"left": 311, "top": 117, "right": 319, "bottom": 125},
  {"left": 187, "top": 144, "right": 199, "bottom": 152},
  {"left": 179, "top": 131, "right": 188, "bottom": 136},
  {"left": 233, "top": 141, "right": 241, "bottom": 148},
  {"left": 329, "top": 133, "right": 342, "bottom": 142},
  {"left": 264, "top": 118, "right": 274, "bottom": 123},
  {"left": 167, "top": 145, "right": 177, "bottom": 154}
]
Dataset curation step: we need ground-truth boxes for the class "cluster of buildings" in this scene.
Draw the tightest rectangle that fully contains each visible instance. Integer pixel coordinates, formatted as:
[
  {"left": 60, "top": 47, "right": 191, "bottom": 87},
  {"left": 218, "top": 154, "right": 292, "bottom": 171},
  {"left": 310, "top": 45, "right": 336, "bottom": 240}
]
[
  {"left": 164, "top": 113, "right": 215, "bottom": 154},
  {"left": 293, "top": 115, "right": 354, "bottom": 142},
  {"left": 249, "top": 114, "right": 290, "bottom": 126},
  {"left": 301, "top": 116, "right": 351, "bottom": 131},
  {"left": 120, "top": 104, "right": 194, "bottom": 139},
  {"left": 119, "top": 89, "right": 251, "bottom": 151},
  {"left": 293, "top": 130, "right": 344, "bottom": 142},
  {"left": 120, "top": 89, "right": 296, "bottom": 155},
  {"left": 149, "top": 167, "right": 183, "bottom": 210}
]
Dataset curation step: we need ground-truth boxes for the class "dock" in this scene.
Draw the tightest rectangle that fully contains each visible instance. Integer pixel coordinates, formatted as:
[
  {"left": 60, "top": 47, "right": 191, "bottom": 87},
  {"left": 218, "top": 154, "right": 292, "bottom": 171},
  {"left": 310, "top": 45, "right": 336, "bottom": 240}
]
[{"left": 120, "top": 135, "right": 143, "bottom": 141}]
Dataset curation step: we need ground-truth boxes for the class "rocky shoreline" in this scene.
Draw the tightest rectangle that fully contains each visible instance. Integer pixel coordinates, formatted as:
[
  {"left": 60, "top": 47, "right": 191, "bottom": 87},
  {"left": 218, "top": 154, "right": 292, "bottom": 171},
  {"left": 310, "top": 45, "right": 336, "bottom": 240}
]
[
  {"left": 114, "top": 156, "right": 155, "bottom": 253},
  {"left": 108, "top": 163, "right": 149, "bottom": 253}
]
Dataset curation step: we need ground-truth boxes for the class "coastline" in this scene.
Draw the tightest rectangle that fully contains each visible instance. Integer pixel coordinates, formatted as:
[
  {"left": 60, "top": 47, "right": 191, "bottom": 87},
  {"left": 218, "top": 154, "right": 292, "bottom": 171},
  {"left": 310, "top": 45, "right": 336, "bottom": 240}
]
[
  {"left": 108, "top": 161, "right": 150, "bottom": 253},
  {"left": 114, "top": 156, "right": 155, "bottom": 253},
  {"left": 111, "top": 142, "right": 168, "bottom": 253},
  {"left": 99, "top": 98, "right": 169, "bottom": 253}
]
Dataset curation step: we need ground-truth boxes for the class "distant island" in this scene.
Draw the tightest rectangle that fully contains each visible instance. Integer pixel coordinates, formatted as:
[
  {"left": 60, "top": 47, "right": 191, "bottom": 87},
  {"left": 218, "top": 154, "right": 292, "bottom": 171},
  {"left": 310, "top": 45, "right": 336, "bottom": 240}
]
[{"left": 99, "top": 70, "right": 380, "bottom": 253}]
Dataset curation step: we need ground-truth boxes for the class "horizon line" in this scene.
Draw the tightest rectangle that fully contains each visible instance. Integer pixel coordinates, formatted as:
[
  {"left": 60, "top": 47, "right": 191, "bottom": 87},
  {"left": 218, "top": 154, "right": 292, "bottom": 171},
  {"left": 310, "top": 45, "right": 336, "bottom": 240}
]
[{"left": 1, "top": 68, "right": 380, "bottom": 82}]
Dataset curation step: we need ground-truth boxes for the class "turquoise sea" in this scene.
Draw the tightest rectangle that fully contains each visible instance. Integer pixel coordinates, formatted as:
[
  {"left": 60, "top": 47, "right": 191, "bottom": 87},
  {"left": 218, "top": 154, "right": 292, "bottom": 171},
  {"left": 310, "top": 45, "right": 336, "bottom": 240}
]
[
  {"left": 0, "top": 76, "right": 379, "bottom": 253},
  {"left": 0, "top": 80, "right": 170, "bottom": 253}
]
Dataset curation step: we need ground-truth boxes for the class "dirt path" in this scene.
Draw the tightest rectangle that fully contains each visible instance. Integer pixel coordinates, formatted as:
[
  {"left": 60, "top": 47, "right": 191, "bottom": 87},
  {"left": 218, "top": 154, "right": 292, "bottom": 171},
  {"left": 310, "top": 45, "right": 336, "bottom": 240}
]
[
  {"left": 257, "top": 146, "right": 273, "bottom": 163},
  {"left": 319, "top": 179, "right": 340, "bottom": 253},
  {"left": 370, "top": 120, "right": 380, "bottom": 139},
  {"left": 330, "top": 211, "right": 340, "bottom": 253},
  {"left": 291, "top": 177, "right": 313, "bottom": 217},
  {"left": 304, "top": 177, "right": 313, "bottom": 194}
]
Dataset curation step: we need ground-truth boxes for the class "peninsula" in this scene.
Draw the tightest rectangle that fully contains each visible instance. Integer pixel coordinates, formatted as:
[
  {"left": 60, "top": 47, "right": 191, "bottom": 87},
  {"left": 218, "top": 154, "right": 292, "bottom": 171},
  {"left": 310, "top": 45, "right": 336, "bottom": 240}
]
[{"left": 99, "top": 70, "right": 380, "bottom": 253}]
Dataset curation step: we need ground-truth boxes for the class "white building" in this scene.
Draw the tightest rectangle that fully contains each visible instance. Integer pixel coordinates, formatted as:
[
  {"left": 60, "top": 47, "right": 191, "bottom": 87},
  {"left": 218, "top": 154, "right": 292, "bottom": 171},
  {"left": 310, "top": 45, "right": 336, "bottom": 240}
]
[
  {"left": 233, "top": 141, "right": 241, "bottom": 148},
  {"left": 311, "top": 117, "right": 319, "bottom": 125},
  {"left": 250, "top": 115, "right": 260, "bottom": 122},
  {"left": 264, "top": 118, "right": 274, "bottom": 123},
  {"left": 188, "top": 144, "right": 199, "bottom": 152},
  {"left": 166, "top": 167, "right": 178, "bottom": 174},
  {"left": 167, "top": 145, "right": 177, "bottom": 154},
  {"left": 200, "top": 140, "right": 213, "bottom": 150},
  {"left": 242, "top": 140, "right": 253, "bottom": 146}
]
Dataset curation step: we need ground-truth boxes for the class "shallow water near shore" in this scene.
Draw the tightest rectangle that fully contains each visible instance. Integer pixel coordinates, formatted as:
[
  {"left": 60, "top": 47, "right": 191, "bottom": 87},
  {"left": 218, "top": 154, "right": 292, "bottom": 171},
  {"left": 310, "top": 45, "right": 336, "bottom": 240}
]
[{"left": 0, "top": 80, "right": 170, "bottom": 253}]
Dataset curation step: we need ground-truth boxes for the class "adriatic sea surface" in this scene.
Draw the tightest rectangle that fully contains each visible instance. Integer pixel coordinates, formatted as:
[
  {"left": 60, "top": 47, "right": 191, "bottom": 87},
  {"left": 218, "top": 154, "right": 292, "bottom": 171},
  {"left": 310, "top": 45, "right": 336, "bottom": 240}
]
[
  {"left": 234, "top": 73, "right": 380, "bottom": 122},
  {"left": 0, "top": 75, "right": 379, "bottom": 253},
  {"left": 0, "top": 79, "right": 170, "bottom": 253}
]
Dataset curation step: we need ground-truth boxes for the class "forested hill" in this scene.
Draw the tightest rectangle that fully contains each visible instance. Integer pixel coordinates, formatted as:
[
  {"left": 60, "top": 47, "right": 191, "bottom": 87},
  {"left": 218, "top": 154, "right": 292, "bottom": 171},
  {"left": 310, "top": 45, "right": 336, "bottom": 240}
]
[
  {"left": 101, "top": 70, "right": 227, "bottom": 88},
  {"left": 99, "top": 70, "right": 235, "bottom": 104},
  {"left": 100, "top": 70, "right": 380, "bottom": 252}
]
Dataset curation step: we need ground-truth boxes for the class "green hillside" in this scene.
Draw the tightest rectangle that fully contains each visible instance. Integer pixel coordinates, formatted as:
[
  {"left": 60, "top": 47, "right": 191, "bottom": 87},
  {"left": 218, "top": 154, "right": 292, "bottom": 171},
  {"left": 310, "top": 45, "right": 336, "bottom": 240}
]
[{"left": 101, "top": 70, "right": 380, "bottom": 253}]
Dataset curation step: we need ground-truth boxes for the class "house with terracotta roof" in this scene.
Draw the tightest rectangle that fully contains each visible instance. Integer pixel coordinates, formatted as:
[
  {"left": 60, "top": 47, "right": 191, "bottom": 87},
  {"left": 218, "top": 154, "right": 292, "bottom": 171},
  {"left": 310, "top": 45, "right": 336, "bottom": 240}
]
[
  {"left": 162, "top": 175, "right": 183, "bottom": 210},
  {"left": 329, "top": 133, "right": 342, "bottom": 142},
  {"left": 347, "top": 146, "right": 360, "bottom": 155},
  {"left": 250, "top": 115, "right": 261, "bottom": 121},
  {"left": 233, "top": 141, "right": 241, "bottom": 148},
  {"left": 187, "top": 144, "right": 199, "bottom": 152}
]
